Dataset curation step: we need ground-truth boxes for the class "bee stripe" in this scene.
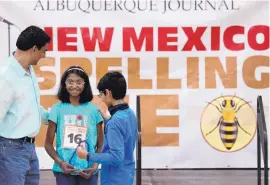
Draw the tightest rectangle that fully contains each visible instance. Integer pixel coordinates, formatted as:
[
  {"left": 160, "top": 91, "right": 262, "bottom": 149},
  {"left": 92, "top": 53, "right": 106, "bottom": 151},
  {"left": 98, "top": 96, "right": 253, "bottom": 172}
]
[
  {"left": 220, "top": 130, "right": 237, "bottom": 135},
  {"left": 221, "top": 122, "right": 235, "bottom": 126},
  {"left": 220, "top": 134, "right": 236, "bottom": 139},
  {"left": 221, "top": 126, "right": 237, "bottom": 131},
  {"left": 222, "top": 139, "right": 235, "bottom": 143}
]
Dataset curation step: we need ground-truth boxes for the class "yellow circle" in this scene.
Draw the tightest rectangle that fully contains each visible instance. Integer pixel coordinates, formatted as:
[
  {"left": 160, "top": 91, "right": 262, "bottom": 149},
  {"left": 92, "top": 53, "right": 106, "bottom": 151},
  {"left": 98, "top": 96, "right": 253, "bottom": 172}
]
[{"left": 200, "top": 95, "right": 256, "bottom": 153}]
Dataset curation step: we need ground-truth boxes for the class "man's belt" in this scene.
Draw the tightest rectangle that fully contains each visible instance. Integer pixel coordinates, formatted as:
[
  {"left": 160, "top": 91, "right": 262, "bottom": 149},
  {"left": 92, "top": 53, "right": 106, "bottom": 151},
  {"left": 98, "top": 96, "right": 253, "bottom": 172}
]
[
  {"left": 0, "top": 136, "right": 35, "bottom": 144},
  {"left": 19, "top": 136, "right": 35, "bottom": 143}
]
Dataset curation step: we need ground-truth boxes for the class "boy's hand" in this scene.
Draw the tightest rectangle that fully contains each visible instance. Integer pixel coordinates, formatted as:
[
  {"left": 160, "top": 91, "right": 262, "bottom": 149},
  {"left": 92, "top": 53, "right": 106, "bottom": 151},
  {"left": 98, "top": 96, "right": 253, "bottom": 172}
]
[
  {"left": 79, "top": 168, "right": 97, "bottom": 179},
  {"left": 76, "top": 146, "right": 88, "bottom": 159},
  {"left": 98, "top": 106, "right": 111, "bottom": 120}
]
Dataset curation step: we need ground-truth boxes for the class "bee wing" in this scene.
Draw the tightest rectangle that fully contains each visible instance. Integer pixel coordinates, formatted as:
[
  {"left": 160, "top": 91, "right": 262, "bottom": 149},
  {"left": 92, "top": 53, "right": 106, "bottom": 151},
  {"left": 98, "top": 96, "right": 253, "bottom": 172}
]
[
  {"left": 235, "top": 118, "right": 251, "bottom": 136},
  {"left": 205, "top": 117, "right": 223, "bottom": 136}
]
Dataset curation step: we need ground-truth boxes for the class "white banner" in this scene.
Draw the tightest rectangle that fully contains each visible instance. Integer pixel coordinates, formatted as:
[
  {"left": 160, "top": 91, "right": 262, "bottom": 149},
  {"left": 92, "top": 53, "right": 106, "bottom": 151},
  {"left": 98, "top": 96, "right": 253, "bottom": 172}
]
[{"left": 0, "top": 0, "right": 269, "bottom": 169}]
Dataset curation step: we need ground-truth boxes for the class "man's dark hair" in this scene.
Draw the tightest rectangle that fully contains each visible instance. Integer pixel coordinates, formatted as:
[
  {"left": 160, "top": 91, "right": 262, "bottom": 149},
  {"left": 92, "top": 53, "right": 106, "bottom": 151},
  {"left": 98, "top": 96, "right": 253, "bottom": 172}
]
[
  {"left": 16, "top": 25, "right": 51, "bottom": 51},
  {"left": 57, "top": 66, "right": 93, "bottom": 103},
  {"left": 97, "top": 71, "right": 127, "bottom": 100}
]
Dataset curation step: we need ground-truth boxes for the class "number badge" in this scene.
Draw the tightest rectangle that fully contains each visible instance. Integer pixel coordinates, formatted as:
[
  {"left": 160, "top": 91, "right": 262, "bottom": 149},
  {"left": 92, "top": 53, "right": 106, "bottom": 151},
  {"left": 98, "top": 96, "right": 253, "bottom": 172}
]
[{"left": 63, "top": 125, "right": 88, "bottom": 149}]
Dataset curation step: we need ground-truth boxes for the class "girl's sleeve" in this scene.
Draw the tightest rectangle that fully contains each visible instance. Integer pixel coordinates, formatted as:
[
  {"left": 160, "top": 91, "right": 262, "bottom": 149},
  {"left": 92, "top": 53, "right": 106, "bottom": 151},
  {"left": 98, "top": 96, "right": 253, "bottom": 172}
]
[
  {"left": 48, "top": 104, "right": 59, "bottom": 124},
  {"left": 95, "top": 107, "right": 104, "bottom": 125}
]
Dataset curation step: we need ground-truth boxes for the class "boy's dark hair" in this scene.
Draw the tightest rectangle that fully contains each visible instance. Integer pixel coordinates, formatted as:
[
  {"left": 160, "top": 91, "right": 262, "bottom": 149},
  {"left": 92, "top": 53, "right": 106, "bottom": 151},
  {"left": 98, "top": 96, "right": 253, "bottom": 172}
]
[
  {"left": 16, "top": 25, "right": 51, "bottom": 51},
  {"left": 97, "top": 71, "right": 127, "bottom": 100},
  {"left": 57, "top": 66, "right": 93, "bottom": 103}
]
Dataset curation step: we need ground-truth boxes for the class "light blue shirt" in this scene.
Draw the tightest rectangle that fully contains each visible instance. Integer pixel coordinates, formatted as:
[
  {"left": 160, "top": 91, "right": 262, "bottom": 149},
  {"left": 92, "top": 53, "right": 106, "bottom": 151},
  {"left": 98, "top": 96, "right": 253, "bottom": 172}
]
[
  {"left": 0, "top": 54, "right": 49, "bottom": 138},
  {"left": 48, "top": 102, "right": 103, "bottom": 173}
]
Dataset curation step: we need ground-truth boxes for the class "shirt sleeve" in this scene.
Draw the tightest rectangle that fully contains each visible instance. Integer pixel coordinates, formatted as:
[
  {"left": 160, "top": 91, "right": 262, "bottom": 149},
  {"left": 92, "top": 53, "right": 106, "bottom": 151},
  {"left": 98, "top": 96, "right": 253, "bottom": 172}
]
[
  {"left": 95, "top": 108, "right": 104, "bottom": 125},
  {"left": 0, "top": 76, "right": 14, "bottom": 121},
  {"left": 88, "top": 120, "right": 124, "bottom": 166},
  {"left": 40, "top": 106, "right": 49, "bottom": 125},
  {"left": 48, "top": 104, "right": 59, "bottom": 124}
]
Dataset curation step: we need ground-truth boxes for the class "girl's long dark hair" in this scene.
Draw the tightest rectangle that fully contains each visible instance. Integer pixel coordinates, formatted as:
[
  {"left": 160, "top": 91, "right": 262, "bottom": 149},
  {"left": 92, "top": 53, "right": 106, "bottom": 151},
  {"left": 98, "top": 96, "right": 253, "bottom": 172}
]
[{"left": 57, "top": 66, "right": 93, "bottom": 103}]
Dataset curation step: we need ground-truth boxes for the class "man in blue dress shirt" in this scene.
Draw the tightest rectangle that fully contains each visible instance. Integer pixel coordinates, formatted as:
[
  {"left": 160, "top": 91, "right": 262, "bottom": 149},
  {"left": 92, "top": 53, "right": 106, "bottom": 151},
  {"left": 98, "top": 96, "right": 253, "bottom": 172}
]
[{"left": 0, "top": 25, "right": 51, "bottom": 185}]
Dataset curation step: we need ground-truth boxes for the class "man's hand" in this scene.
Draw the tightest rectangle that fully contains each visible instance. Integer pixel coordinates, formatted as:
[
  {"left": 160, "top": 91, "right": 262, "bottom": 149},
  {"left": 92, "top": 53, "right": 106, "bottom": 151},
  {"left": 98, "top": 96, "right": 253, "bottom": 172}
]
[
  {"left": 76, "top": 146, "right": 88, "bottom": 159},
  {"left": 98, "top": 106, "right": 111, "bottom": 120},
  {"left": 59, "top": 161, "right": 76, "bottom": 174},
  {"left": 79, "top": 168, "right": 97, "bottom": 179}
]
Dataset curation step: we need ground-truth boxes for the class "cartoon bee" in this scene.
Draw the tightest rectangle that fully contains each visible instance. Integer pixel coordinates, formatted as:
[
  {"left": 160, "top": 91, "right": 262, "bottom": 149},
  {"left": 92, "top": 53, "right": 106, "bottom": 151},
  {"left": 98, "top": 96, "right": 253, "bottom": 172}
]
[{"left": 205, "top": 96, "right": 252, "bottom": 150}]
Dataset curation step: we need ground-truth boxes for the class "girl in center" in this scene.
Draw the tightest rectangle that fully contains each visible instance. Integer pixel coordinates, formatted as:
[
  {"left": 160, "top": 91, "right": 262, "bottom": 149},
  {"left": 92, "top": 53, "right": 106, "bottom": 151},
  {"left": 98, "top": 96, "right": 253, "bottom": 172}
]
[{"left": 45, "top": 66, "right": 104, "bottom": 185}]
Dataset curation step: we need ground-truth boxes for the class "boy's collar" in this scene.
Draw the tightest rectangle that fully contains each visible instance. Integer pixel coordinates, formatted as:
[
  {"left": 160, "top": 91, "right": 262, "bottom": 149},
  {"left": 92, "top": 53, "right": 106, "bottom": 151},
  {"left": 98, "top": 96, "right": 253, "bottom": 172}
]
[{"left": 108, "top": 103, "right": 129, "bottom": 116}]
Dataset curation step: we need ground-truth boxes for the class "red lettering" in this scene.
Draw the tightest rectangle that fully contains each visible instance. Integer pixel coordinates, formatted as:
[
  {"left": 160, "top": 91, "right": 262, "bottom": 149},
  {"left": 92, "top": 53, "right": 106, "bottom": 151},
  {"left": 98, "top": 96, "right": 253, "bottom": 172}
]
[
  {"left": 44, "top": 27, "right": 53, "bottom": 51},
  {"left": 123, "top": 27, "right": 153, "bottom": 52},
  {"left": 182, "top": 27, "right": 207, "bottom": 51},
  {"left": 211, "top": 27, "right": 220, "bottom": 51},
  {"left": 45, "top": 25, "right": 270, "bottom": 52},
  {"left": 158, "top": 27, "right": 178, "bottom": 51},
  {"left": 224, "top": 26, "right": 244, "bottom": 51},
  {"left": 58, "top": 27, "right": 77, "bottom": 51},
  {"left": 248, "top": 25, "right": 269, "bottom": 51},
  {"left": 80, "top": 27, "right": 114, "bottom": 52}
]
